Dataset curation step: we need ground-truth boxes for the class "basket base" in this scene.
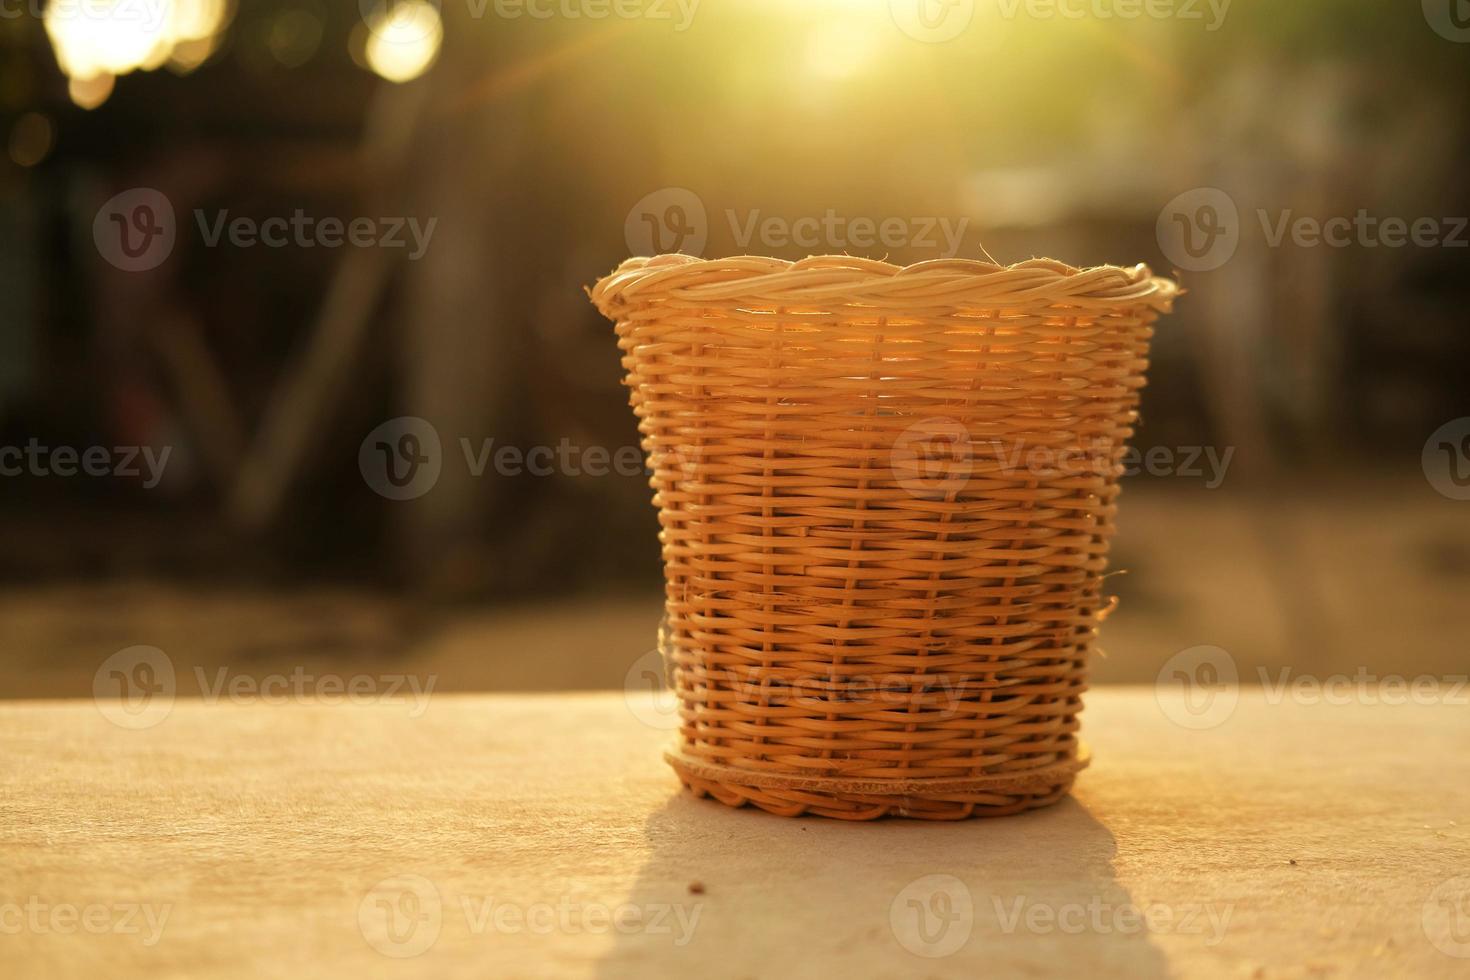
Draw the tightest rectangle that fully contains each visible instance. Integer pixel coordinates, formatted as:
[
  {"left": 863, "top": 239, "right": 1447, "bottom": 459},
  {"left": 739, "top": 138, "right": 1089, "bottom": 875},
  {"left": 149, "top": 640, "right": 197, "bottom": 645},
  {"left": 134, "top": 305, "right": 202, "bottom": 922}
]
[{"left": 665, "top": 746, "right": 1089, "bottom": 821}]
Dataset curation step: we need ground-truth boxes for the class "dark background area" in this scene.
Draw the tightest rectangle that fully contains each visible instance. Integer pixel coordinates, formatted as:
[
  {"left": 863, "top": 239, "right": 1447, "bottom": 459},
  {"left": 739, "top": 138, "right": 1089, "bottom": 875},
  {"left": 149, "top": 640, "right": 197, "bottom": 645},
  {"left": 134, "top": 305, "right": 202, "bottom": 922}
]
[{"left": 1, "top": 0, "right": 1466, "bottom": 696}]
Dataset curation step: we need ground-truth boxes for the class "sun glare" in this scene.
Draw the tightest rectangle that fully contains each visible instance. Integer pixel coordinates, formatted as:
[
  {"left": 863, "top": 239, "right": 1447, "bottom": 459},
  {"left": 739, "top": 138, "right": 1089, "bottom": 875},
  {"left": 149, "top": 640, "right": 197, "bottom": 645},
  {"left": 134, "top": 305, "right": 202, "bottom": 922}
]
[
  {"left": 804, "top": 17, "right": 886, "bottom": 80},
  {"left": 363, "top": 1, "right": 443, "bottom": 84},
  {"left": 44, "top": 0, "right": 233, "bottom": 105}
]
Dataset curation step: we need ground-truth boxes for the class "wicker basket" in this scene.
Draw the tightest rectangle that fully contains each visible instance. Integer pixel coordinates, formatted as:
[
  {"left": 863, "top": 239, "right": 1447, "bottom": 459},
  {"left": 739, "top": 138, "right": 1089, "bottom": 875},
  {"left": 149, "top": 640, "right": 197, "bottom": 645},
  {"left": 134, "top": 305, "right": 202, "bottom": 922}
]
[{"left": 590, "top": 254, "right": 1178, "bottom": 820}]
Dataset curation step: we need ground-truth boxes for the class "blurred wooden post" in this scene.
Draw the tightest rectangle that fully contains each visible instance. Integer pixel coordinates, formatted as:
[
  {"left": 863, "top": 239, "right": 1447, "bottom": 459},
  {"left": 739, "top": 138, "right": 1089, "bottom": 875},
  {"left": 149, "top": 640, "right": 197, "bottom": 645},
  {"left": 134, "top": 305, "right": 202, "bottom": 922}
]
[
  {"left": 392, "top": 24, "right": 531, "bottom": 593},
  {"left": 227, "top": 81, "right": 429, "bottom": 530}
]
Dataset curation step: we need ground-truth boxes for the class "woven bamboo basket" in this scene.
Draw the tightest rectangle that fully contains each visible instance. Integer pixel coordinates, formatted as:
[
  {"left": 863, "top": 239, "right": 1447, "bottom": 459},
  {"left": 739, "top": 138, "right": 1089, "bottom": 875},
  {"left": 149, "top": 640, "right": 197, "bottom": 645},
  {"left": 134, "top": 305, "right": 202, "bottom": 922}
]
[{"left": 590, "top": 254, "right": 1179, "bottom": 820}]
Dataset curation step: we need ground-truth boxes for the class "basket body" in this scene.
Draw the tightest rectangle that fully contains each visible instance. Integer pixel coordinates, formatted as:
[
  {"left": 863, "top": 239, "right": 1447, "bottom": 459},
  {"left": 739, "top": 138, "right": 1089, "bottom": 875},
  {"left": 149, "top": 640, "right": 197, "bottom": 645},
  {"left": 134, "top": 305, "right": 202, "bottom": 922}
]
[{"left": 591, "top": 255, "right": 1177, "bottom": 820}]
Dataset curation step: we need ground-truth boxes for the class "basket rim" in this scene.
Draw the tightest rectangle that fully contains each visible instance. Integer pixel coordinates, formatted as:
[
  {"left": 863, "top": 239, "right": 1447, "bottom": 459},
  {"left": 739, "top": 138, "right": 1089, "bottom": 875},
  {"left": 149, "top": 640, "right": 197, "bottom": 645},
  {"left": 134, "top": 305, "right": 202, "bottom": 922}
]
[{"left": 590, "top": 253, "right": 1180, "bottom": 317}]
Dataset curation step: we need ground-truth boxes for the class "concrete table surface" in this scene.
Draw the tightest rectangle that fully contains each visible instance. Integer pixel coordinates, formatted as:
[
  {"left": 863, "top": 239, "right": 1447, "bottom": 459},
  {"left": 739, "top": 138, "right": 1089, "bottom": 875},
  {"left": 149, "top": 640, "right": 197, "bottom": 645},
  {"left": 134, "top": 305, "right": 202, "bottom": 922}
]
[{"left": 2, "top": 689, "right": 1467, "bottom": 979}]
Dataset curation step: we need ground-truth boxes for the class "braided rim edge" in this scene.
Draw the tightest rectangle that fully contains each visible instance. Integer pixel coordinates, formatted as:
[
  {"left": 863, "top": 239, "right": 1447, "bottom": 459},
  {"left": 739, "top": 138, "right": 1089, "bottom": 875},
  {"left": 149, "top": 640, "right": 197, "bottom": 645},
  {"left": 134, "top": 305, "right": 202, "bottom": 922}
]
[
  {"left": 590, "top": 254, "right": 1180, "bottom": 316},
  {"left": 663, "top": 742, "right": 1091, "bottom": 798}
]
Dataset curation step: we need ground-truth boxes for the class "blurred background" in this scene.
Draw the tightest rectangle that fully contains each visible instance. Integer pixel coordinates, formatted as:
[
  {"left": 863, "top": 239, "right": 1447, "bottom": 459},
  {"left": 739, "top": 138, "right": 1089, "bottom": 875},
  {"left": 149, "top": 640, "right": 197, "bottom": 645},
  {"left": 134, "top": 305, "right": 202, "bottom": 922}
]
[{"left": 1, "top": 0, "right": 1466, "bottom": 699}]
